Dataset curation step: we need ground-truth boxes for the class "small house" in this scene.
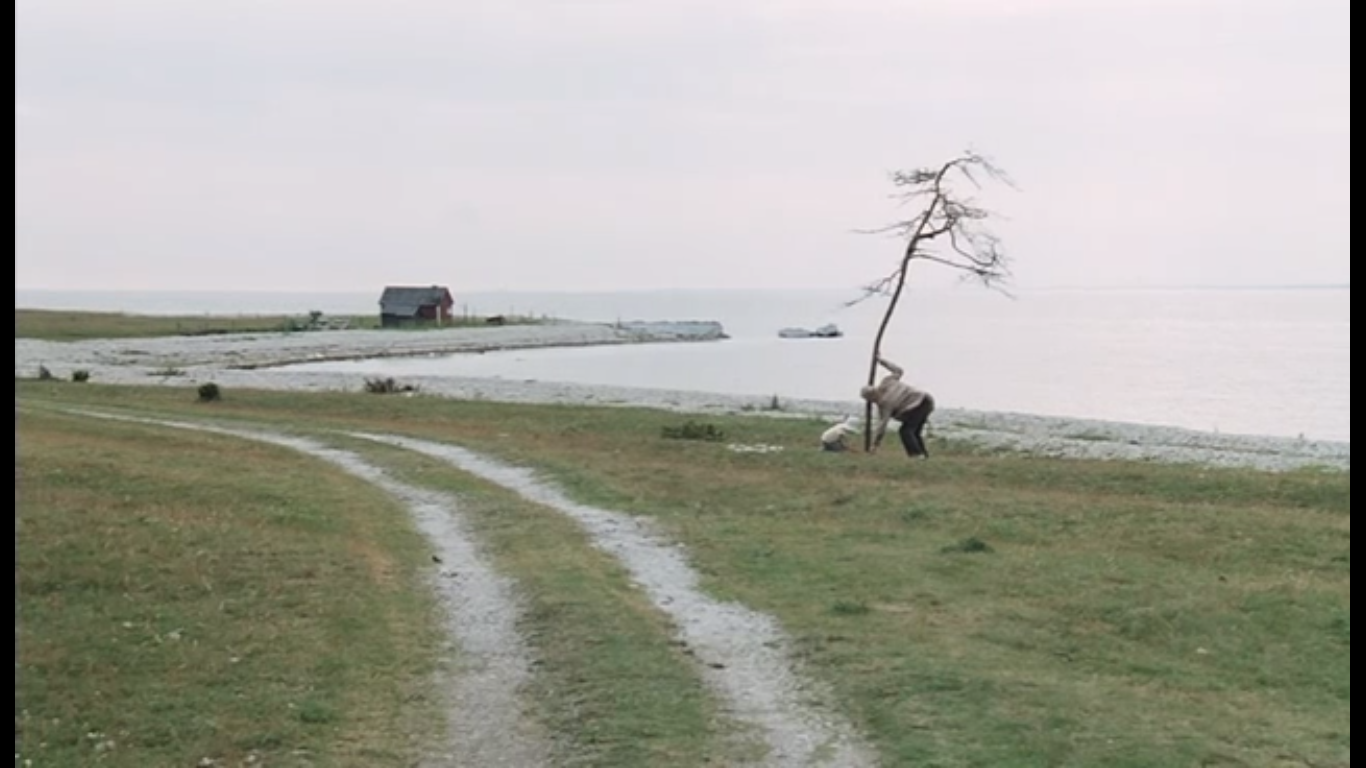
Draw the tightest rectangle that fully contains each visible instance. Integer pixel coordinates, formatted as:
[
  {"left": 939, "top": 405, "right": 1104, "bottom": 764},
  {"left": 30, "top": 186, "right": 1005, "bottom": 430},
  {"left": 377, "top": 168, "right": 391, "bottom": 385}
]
[{"left": 378, "top": 285, "right": 456, "bottom": 327}]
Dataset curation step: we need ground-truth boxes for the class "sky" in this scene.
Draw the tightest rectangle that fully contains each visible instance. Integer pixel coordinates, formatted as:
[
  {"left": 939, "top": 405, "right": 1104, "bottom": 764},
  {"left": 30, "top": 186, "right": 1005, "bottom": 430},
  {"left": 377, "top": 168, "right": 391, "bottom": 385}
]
[{"left": 15, "top": 0, "right": 1351, "bottom": 293}]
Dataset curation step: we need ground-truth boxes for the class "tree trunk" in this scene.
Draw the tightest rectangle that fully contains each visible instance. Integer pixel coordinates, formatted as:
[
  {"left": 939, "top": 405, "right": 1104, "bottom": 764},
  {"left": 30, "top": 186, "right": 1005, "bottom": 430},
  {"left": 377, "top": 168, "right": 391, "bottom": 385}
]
[
  {"left": 863, "top": 194, "right": 943, "bottom": 450},
  {"left": 863, "top": 248, "right": 913, "bottom": 450}
]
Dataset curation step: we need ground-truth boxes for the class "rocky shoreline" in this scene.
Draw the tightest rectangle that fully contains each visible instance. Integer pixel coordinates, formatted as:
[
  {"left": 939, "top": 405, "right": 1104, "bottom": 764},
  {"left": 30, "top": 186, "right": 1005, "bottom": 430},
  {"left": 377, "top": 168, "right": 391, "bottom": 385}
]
[{"left": 14, "top": 322, "right": 1349, "bottom": 473}]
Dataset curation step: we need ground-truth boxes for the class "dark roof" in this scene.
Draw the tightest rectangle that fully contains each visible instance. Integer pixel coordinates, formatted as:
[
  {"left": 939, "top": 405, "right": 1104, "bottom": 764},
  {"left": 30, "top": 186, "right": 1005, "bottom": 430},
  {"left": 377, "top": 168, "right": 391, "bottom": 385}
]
[{"left": 379, "top": 285, "right": 452, "bottom": 316}]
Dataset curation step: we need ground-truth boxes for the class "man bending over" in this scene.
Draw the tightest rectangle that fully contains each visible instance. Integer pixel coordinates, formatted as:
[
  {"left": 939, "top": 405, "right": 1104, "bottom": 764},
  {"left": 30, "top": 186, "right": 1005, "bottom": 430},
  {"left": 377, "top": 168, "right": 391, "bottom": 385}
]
[{"left": 859, "top": 356, "right": 935, "bottom": 458}]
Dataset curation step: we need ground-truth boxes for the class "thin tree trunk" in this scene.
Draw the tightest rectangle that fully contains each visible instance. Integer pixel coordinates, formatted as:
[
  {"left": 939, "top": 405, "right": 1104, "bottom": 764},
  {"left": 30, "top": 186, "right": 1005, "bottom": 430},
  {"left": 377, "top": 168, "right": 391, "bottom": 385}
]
[
  {"left": 863, "top": 248, "right": 912, "bottom": 450},
  {"left": 863, "top": 194, "right": 943, "bottom": 450}
]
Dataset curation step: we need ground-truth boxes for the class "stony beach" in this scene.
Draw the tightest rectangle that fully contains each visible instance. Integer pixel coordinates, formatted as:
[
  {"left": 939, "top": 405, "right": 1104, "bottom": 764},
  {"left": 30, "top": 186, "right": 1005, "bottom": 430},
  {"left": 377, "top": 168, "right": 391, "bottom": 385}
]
[{"left": 14, "top": 321, "right": 1350, "bottom": 473}]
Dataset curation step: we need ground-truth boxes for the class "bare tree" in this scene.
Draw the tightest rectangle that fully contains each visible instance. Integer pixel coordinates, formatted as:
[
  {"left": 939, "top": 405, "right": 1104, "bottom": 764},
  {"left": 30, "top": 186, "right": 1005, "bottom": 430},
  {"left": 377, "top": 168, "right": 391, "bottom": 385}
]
[{"left": 849, "top": 150, "right": 1016, "bottom": 451}]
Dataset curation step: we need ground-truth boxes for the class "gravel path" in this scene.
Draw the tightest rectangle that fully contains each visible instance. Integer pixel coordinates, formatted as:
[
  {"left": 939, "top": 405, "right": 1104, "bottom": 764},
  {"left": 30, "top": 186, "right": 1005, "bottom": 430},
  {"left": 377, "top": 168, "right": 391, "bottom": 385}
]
[
  {"left": 14, "top": 325, "right": 1348, "bottom": 472},
  {"left": 46, "top": 403, "right": 882, "bottom": 765},
  {"left": 349, "top": 432, "right": 879, "bottom": 768},
  {"left": 62, "top": 410, "right": 555, "bottom": 768}
]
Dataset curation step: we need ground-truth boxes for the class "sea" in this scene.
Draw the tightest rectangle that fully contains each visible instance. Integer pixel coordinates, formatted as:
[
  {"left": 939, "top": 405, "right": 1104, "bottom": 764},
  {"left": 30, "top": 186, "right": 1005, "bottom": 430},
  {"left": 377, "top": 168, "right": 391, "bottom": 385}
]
[{"left": 15, "top": 287, "right": 1352, "bottom": 443}]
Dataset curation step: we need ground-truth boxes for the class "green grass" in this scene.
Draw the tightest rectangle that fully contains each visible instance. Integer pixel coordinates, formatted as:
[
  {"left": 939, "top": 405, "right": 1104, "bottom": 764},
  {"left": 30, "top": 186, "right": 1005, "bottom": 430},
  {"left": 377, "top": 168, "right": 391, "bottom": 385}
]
[
  {"left": 15, "top": 308, "right": 544, "bottom": 342},
  {"left": 17, "top": 409, "right": 446, "bottom": 767},
  {"left": 17, "top": 380, "right": 1353, "bottom": 767},
  {"left": 505, "top": 436, "right": 1350, "bottom": 766}
]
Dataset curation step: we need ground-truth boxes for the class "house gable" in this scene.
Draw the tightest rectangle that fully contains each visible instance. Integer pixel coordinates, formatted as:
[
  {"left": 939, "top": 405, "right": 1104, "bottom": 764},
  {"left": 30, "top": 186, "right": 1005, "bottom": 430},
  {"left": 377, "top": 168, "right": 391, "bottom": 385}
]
[{"left": 378, "top": 285, "right": 453, "bottom": 317}]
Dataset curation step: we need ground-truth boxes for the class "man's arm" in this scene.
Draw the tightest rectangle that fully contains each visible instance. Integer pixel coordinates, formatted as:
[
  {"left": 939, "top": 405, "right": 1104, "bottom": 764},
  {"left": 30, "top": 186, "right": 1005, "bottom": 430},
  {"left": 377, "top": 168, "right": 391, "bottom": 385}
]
[
  {"left": 870, "top": 408, "right": 892, "bottom": 452},
  {"left": 877, "top": 357, "right": 904, "bottom": 379}
]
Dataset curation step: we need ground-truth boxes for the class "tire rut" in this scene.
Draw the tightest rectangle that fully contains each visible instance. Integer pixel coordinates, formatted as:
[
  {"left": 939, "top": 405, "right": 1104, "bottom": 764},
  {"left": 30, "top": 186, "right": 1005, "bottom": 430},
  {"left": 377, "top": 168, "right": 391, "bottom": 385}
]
[{"left": 350, "top": 431, "right": 879, "bottom": 768}]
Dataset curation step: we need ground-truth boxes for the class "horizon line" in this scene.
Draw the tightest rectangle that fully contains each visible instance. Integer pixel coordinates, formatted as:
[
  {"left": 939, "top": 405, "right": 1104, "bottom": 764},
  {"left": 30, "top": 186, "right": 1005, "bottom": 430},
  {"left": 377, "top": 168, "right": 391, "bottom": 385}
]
[{"left": 14, "top": 283, "right": 1352, "bottom": 295}]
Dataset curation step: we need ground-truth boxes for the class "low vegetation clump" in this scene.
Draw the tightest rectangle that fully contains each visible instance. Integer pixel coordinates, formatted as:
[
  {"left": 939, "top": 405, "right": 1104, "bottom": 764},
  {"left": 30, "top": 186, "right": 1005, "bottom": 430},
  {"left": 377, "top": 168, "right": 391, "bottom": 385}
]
[
  {"left": 661, "top": 420, "right": 727, "bottom": 442},
  {"left": 364, "top": 377, "right": 419, "bottom": 395},
  {"left": 941, "top": 536, "right": 994, "bottom": 555}
]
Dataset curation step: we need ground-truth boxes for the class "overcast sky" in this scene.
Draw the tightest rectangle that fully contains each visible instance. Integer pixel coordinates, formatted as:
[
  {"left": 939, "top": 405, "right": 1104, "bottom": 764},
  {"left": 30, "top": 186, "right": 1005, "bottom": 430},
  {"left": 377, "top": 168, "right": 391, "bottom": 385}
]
[{"left": 15, "top": 0, "right": 1351, "bottom": 293}]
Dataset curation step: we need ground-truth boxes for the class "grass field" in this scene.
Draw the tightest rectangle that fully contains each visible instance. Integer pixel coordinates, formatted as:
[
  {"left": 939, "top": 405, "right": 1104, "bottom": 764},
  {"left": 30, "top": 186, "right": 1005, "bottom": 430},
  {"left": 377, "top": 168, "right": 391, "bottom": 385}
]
[
  {"left": 16, "top": 408, "right": 445, "bottom": 766},
  {"left": 16, "top": 379, "right": 1352, "bottom": 767},
  {"left": 14, "top": 308, "right": 542, "bottom": 342}
]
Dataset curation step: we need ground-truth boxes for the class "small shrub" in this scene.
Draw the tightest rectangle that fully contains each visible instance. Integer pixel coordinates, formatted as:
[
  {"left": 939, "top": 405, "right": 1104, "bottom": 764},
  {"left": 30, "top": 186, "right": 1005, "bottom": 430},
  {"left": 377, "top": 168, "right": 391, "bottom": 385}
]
[
  {"left": 830, "top": 599, "right": 871, "bottom": 617},
  {"left": 37, "top": 365, "right": 54, "bottom": 381},
  {"left": 71, "top": 370, "right": 91, "bottom": 383},
  {"left": 152, "top": 367, "right": 187, "bottom": 377},
  {"left": 1334, "top": 612, "right": 1350, "bottom": 645},
  {"left": 364, "top": 377, "right": 418, "bottom": 395},
  {"left": 941, "top": 537, "right": 994, "bottom": 555},
  {"left": 661, "top": 421, "right": 727, "bottom": 442},
  {"left": 197, "top": 382, "right": 222, "bottom": 402},
  {"left": 900, "top": 508, "right": 928, "bottom": 525},
  {"left": 763, "top": 394, "right": 784, "bottom": 412},
  {"left": 296, "top": 700, "right": 338, "bottom": 725},
  {"left": 900, "top": 502, "right": 948, "bottom": 525}
]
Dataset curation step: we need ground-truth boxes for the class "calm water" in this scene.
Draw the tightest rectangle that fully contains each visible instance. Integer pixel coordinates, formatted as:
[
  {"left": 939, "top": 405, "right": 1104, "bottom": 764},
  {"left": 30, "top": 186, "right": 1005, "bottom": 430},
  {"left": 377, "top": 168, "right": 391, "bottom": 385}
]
[{"left": 16, "top": 287, "right": 1351, "bottom": 442}]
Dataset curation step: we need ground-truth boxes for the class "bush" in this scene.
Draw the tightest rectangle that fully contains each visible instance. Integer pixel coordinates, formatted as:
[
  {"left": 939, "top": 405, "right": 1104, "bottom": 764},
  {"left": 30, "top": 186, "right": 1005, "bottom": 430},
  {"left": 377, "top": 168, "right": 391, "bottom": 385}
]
[
  {"left": 830, "top": 599, "right": 871, "bottom": 617},
  {"left": 661, "top": 421, "right": 727, "bottom": 442},
  {"left": 37, "top": 365, "right": 54, "bottom": 381},
  {"left": 71, "top": 370, "right": 91, "bottom": 383},
  {"left": 941, "top": 537, "right": 994, "bottom": 555},
  {"left": 197, "top": 382, "right": 222, "bottom": 402},
  {"left": 364, "top": 377, "right": 418, "bottom": 395}
]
